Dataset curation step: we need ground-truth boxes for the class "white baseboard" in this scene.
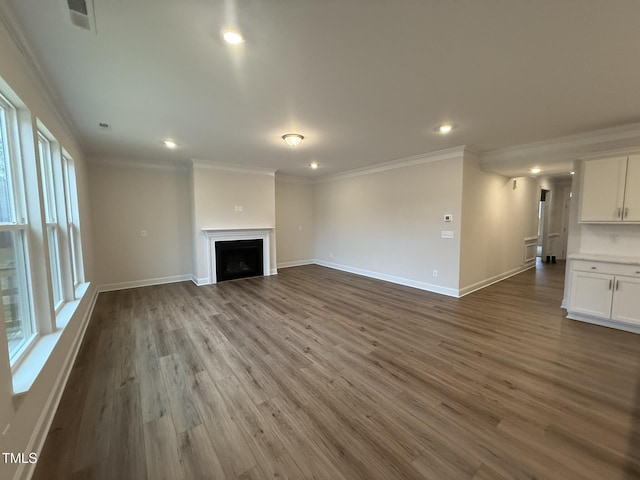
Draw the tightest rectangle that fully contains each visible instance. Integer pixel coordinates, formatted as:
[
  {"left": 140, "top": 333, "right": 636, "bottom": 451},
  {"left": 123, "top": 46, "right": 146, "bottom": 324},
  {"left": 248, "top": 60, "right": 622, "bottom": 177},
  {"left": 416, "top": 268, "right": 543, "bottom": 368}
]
[
  {"left": 14, "top": 284, "right": 99, "bottom": 480},
  {"left": 191, "top": 275, "right": 209, "bottom": 286},
  {"left": 277, "top": 259, "right": 315, "bottom": 269},
  {"left": 99, "top": 274, "right": 193, "bottom": 292},
  {"left": 314, "top": 259, "right": 460, "bottom": 297},
  {"left": 270, "top": 268, "right": 278, "bottom": 275},
  {"left": 567, "top": 312, "right": 640, "bottom": 334},
  {"left": 458, "top": 263, "right": 536, "bottom": 297}
]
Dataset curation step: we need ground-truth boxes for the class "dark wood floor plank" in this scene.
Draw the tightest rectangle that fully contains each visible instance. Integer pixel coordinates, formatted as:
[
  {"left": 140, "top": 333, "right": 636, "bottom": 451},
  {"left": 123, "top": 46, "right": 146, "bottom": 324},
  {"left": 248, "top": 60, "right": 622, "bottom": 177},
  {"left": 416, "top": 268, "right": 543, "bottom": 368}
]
[{"left": 33, "top": 261, "right": 640, "bottom": 479}]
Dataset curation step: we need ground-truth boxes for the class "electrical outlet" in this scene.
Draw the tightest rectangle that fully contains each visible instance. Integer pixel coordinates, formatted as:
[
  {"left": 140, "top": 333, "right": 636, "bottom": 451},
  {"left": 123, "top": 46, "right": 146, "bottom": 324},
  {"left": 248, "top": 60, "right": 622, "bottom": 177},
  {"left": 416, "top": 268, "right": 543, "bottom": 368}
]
[
  {"left": 441, "top": 230, "right": 454, "bottom": 239},
  {"left": 141, "top": 230, "right": 147, "bottom": 237},
  {"left": 432, "top": 270, "right": 438, "bottom": 278},
  {"left": 444, "top": 214, "right": 453, "bottom": 222},
  {"left": 234, "top": 206, "right": 243, "bottom": 212}
]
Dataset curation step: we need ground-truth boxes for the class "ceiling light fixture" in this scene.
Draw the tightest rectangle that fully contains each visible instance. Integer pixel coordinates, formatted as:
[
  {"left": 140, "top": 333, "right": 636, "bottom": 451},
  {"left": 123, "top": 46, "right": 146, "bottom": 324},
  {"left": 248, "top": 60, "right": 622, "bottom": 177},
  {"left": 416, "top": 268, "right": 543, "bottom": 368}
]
[
  {"left": 163, "top": 140, "right": 177, "bottom": 149},
  {"left": 437, "top": 124, "right": 454, "bottom": 134},
  {"left": 530, "top": 167, "right": 541, "bottom": 174},
  {"left": 310, "top": 162, "right": 318, "bottom": 169},
  {"left": 570, "top": 171, "right": 575, "bottom": 175},
  {"left": 222, "top": 30, "right": 244, "bottom": 45},
  {"left": 282, "top": 133, "right": 304, "bottom": 147}
]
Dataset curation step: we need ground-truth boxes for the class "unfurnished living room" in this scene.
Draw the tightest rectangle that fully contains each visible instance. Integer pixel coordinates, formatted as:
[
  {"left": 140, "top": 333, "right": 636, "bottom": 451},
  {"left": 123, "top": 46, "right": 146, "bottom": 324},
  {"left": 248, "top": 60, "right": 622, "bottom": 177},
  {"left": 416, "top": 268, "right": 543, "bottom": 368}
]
[{"left": 1, "top": 1, "right": 640, "bottom": 479}]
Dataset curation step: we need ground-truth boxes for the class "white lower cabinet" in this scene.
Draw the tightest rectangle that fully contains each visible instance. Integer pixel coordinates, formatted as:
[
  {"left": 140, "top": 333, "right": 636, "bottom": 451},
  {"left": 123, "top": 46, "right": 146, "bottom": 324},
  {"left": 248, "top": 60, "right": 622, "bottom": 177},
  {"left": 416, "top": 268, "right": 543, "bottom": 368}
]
[
  {"left": 567, "top": 258, "right": 640, "bottom": 332},
  {"left": 611, "top": 276, "right": 640, "bottom": 325}
]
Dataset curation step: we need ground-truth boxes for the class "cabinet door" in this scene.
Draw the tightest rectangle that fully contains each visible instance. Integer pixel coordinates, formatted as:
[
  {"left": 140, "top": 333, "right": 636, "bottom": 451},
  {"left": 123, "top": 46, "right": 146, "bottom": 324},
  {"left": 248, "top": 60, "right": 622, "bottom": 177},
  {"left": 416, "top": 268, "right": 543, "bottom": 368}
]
[
  {"left": 611, "top": 276, "right": 640, "bottom": 324},
  {"left": 580, "top": 157, "right": 627, "bottom": 222},
  {"left": 569, "top": 271, "right": 614, "bottom": 318},
  {"left": 622, "top": 155, "right": 640, "bottom": 222}
]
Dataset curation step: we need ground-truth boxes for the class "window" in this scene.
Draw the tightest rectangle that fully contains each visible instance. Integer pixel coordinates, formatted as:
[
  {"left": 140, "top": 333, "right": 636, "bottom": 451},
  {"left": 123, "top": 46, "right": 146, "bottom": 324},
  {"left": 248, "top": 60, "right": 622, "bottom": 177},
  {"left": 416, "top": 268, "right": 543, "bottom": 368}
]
[
  {"left": 0, "top": 94, "right": 35, "bottom": 361},
  {"left": 38, "top": 133, "right": 63, "bottom": 309},
  {"left": 63, "top": 154, "right": 84, "bottom": 289}
]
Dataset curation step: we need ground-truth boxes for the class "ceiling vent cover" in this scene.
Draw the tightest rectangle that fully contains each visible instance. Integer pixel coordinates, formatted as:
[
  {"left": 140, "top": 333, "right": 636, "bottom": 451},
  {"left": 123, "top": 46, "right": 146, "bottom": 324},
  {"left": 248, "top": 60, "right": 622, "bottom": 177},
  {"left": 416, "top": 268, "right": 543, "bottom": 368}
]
[{"left": 66, "top": 0, "right": 93, "bottom": 31}]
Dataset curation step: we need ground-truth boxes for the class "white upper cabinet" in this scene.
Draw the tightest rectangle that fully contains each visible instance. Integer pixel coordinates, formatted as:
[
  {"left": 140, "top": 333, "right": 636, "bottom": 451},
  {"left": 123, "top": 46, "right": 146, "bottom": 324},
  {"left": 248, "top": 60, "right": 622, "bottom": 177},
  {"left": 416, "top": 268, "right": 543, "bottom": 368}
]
[
  {"left": 580, "top": 154, "right": 640, "bottom": 223},
  {"left": 623, "top": 155, "right": 640, "bottom": 222}
]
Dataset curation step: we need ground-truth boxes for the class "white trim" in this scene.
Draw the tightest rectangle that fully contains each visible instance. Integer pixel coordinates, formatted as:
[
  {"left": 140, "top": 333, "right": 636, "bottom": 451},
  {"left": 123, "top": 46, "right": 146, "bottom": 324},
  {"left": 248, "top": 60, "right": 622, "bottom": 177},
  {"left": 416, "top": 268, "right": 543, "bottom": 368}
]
[
  {"left": 277, "top": 259, "right": 315, "bottom": 269},
  {"left": 270, "top": 268, "right": 278, "bottom": 275},
  {"left": 0, "top": 3, "right": 81, "bottom": 147},
  {"left": 483, "top": 124, "right": 640, "bottom": 164},
  {"left": 275, "top": 174, "right": 315, "bottom": 184},
  {"left": 566, "top": 312, "right": 640, "bottom": 335},
  {"left": 12, "top": 283, "right": 98, "bottom": 480},
  {"left": 458, "top": 264, "right": 536, "bottom": 297},
  {"left": 203, "top": 228, "right": 272, "bottom": 284},
  {"left": 191, "top": 275, "right": 209, "bottom": 286},
  {"left": 191, "top": 159, "right": 276, "bottom": 176},
  {"left": 314, "top": 259, "right": 460, "bottom": 297},
  {"left": 316, "top": 146, "right": 466, "bottom": 183},
  {"left": 98, "top": 274, "right": 192, "bottom": 292},
  {"left": 89, "top": 156, "right": 191, "bottom": 172}
]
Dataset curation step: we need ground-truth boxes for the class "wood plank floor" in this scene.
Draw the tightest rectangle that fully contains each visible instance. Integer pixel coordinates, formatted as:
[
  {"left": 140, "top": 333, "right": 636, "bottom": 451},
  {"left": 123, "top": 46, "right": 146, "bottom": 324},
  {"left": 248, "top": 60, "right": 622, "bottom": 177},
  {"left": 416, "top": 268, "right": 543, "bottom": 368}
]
[{"left": 33, "top": 262, "right": 640, "bottom": 479}]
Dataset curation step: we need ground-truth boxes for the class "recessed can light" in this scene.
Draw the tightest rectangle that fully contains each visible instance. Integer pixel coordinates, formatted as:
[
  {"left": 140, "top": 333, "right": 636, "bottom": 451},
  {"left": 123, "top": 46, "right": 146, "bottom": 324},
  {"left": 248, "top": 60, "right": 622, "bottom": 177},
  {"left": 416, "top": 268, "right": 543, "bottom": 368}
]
[
  {"left": 530, "top": 167, "right": 541, "bottom": 174},
  {"left": 436, "top": 124, "right": 455, "bottom": 134},
  {"left": 163, "top": 140, "right": 177, "bottom": 149},
  {"left": 570, "top": 171, "right": 575, "bottom": 175},
  {"left": 310, "top": 162, "right": 319, "bottom": 169},
  {"left": 222, "top": 30, "right": 244, "bottom": 45}
]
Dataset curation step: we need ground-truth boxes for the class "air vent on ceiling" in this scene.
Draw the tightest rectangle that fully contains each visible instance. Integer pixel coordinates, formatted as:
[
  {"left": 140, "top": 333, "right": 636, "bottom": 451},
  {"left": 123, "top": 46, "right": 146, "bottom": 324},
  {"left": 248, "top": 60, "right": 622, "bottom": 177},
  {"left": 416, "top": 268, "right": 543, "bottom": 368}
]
[{"left": 66, "top": 0, "right": 95, "bottom": 32}]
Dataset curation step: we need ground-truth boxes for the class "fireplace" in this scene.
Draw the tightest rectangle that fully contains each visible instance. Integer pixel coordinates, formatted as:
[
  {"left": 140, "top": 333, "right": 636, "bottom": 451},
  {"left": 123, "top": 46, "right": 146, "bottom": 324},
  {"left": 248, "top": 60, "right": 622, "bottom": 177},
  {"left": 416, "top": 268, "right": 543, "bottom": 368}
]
[
  {"left": 215, "top": 239, "right": 264, "bottom": 282},
  {"left": 202, "top": 228, "right": 272, "bottom": 285}
]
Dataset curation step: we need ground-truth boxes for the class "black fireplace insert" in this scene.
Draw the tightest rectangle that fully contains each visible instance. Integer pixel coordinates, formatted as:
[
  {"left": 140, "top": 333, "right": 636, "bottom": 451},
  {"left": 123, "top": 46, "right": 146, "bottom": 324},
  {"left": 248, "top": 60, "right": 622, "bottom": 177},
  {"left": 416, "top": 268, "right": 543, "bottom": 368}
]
[{"left": 215, "top": 239, "right": 264, "bottom": 282}]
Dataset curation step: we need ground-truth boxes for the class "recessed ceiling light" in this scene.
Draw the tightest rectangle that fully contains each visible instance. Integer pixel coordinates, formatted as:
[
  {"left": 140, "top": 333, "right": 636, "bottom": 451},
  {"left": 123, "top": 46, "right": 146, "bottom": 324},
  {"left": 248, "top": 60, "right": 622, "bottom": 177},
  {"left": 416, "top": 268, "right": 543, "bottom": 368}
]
[
  {"left": 436, "top": 124, "right": 454, "bottom": 134},
  {"left": 310, "top": 162, "right": 318, "bottom": 169},
  {"left": 222, "top": 30, "right": 244, "bottom": 45},
  {"left": 530, "top": 167, "right": 541, "bottom": 174},
  {"left": 282, "top": 133, "right": 304, "bottom": 147},
  {"left": 570, "top": 171, "right": 575, "bottom": 175},
  {"left": 163, "top": 140, "right": 177, "bottom": 149}
]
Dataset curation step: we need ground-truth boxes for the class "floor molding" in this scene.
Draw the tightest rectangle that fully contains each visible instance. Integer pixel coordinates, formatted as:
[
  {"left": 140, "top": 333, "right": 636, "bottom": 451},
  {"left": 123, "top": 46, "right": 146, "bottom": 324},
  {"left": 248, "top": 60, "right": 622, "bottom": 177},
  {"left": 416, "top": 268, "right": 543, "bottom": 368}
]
[
  {"left": 458, "top": 263, "right": 536, "bottom": 297},
  {"left": 277, "top": 259, "right": 315, "bottom": 269},
  {"left": 314, "top": 259, "right": 460, "bottom": 297},
  {"left": 15, "top": 284, "right": 99, "bottom": 480},
  {"left": 99, "top": 274, "right": 193, "bottom": 292}
]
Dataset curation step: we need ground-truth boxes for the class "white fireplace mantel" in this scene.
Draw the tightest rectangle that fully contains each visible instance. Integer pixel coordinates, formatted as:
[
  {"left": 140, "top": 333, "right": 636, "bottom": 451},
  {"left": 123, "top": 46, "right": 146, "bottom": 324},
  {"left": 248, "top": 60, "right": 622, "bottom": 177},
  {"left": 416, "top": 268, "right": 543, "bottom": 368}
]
[{"left": 203, "top": 228, "right": 272, "bottom": 284}]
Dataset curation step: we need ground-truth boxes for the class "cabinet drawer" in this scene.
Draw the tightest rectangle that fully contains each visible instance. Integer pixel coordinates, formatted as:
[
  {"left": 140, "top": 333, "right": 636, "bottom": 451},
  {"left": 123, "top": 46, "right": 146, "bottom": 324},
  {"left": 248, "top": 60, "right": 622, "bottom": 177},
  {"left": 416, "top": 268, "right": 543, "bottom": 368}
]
[{"left": 572, "top": 260, "right": 640, "bottom": 276}]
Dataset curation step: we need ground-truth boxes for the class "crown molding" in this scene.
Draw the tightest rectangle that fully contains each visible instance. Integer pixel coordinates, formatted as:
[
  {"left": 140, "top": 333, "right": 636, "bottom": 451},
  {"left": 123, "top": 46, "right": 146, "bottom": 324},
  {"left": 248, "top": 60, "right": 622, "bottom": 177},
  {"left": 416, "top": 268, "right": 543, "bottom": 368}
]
[
  {"left": 274, "top": 173, "right": 316, "bottom": 184},
  {"left": 190, "top": 159, "right": 276, "bottom": 176},
  {"left": 315, "top": 145, "right": 467, "bottom": 183},
  {"left": 88, "top": 155, "right": 191, "bottom": 172},
  {"left": 482, "top": 123, "right": 640, "bottom": 165},
  {"left": 0, "top": 2, "right": 82, "bottom": 148}
]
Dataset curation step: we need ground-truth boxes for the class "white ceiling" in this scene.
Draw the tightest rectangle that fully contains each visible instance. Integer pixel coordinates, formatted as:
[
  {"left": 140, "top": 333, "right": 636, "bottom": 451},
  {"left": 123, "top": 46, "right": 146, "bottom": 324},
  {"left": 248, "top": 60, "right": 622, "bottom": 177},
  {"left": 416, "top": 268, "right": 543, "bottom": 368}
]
[{"left": 6, "top": 0, "right": 640, "bottom": 177}]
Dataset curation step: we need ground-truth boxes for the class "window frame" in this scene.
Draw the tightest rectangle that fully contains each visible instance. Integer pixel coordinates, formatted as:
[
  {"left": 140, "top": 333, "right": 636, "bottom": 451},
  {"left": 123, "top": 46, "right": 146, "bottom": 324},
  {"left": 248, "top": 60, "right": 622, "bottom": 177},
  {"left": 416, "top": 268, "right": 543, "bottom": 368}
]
[{"left": 0, "top": 93, "right": 37, "bottom": 364}]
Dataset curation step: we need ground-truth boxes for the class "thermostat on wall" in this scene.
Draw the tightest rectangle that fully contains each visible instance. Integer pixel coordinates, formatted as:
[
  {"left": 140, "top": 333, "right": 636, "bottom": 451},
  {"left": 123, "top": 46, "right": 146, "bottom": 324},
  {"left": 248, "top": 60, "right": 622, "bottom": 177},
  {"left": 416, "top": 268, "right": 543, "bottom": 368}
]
[{"left": 444, "top": 214, "right": 453, "bottom": 222}]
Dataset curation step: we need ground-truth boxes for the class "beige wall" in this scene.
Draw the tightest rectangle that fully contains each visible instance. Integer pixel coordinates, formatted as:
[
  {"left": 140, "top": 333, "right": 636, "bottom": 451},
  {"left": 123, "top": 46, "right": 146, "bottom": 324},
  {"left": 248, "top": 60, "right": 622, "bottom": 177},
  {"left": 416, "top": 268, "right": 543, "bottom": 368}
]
[
  {"left": 275, "top": 178, "right": 315, "bottom": 267},
  {"left": 192, "top": 163, "right": 276, "bottom": 282},
  {"left": 0, "top": 17, "right": 94, "bottom": 480},
  {"left": 459, "top": 152, "right": 539, "bottom": 293},
  {"left": 314, "top": 154, "right": 464, "bottom": 294},
  {"left": 89, "top": 160, "right": 193, "bottom": 287}
]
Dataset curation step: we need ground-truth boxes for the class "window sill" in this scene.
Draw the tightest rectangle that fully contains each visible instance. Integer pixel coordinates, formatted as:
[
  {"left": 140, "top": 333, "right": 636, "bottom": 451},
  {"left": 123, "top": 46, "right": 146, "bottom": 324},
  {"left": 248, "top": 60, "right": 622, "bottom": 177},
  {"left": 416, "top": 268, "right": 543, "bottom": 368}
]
[{"left": 12, "top": 282, "right": 91, "bottom": 396}]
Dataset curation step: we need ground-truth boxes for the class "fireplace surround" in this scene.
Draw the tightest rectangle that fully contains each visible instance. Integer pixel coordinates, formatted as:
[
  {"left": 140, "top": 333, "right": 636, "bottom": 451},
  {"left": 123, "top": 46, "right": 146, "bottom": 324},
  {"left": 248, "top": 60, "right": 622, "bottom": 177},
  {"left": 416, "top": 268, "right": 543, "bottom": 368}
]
[{"left": 203, "top": 228, "right": 272, "bottom": 284}]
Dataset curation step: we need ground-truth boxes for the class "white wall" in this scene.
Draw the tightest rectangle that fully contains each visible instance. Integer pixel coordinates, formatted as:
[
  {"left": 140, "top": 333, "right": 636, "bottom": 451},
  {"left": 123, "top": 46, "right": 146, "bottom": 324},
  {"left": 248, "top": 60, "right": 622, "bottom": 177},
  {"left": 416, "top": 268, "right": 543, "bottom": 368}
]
[
  {"left": 459, "top": 152, "right": 539, "bottom": 293},
  {"left": 314, "top": 152, "right": 464, "bottom": 295},
  {"left": 191, "top": 163, "right": 276, "bottom": 283},
  {"left": 0, "top": 14, "right": 94, "bottom": 480},
  {"left": 275, "top": 177, "right": 315, "bottom": 267},
  {"left": 89, "top": 159, "right": 193, "bottom": 288}
]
